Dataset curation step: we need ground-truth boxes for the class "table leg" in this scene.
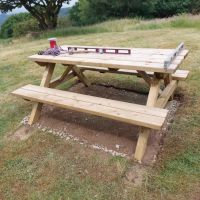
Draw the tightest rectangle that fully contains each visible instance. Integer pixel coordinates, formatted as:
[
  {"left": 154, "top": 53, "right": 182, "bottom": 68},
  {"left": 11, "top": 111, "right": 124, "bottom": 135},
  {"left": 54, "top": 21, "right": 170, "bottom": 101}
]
[
  {"left": 72, "top": 66, "right": 91, "bottom": 87},
  {"left": 164, "top": 74, "right": 174, "bottom": 100},
  {"left": 134, "top": 79, "right": 160, "bottom": 162},
  {"left": 28, "top": 63, "right": 55, "bottom": 125},
  {"left": 137, "top": 70, "right": 152, "bottom": 86},
  {"left": 50, "top": 65, "right": 74, "bottom": 88}
]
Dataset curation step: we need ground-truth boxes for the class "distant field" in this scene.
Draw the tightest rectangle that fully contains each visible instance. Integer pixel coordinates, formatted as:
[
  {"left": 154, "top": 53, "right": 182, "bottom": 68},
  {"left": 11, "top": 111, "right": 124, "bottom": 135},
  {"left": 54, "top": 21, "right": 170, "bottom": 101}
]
[{"left": 0, "top": 15, "right": 200, "bottom": 200}]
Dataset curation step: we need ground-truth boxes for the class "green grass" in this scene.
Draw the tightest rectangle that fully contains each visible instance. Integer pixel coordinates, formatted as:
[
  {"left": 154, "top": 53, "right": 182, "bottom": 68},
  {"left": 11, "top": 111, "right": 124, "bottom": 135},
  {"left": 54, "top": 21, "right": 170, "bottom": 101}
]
[
  {"left": 0, "top": 15, "right": 200, "bottom": 199},
  {"left": 0, "top": 133, "right": 130, "bottom": 200},
  {"left": 148, "top": 145, "right": 200, "bottom": 194}
]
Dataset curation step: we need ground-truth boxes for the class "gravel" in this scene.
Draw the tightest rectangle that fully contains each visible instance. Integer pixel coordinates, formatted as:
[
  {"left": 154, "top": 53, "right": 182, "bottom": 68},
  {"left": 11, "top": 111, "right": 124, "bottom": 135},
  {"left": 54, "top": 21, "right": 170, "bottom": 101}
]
[{"left": 20, "top": 100, "right": 179, "bottom": 159}]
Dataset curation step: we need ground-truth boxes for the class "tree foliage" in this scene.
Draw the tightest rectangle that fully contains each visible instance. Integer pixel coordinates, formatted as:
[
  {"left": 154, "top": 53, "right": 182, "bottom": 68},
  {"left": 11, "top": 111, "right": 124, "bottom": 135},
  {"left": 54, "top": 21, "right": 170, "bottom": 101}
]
[
  {"left": 0, "top": 0, "right": 71, "bottom": 30},
  {"left": 0, "top": 13, "right": 33, "bottom": 38},
  {"left": 13, "top": 18, "right": 39, "bottom": 38},
  {"left": 154, "top": 0, "right": 192, "bottom": 17},
  {"left": 70, "top": 0, "right": 155, "bottom": 25},
  {"left": 70, "top": 0, "right": 200, "bottom": 26},
  {"left": 190, "top": 1, "right": 200, "bottom": 14}
]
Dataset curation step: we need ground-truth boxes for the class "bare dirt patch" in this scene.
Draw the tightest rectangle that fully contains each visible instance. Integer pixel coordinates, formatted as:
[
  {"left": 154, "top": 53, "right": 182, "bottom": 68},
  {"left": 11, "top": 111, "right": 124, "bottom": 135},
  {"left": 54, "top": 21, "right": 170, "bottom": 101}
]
[
  {"left": 124, "top": 164, "right": 148, "bottom": 186},
  {"left": 7, "top": 125, "right": 35, "bottom": 141},
  {"left": 21, "top": 83, "right": 179, "bottom": 165}
]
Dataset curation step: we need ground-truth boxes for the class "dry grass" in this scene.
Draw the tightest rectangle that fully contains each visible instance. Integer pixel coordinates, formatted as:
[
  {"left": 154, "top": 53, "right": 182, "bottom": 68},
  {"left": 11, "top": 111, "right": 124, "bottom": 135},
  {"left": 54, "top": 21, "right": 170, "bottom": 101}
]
[
  {"left": 0, "top": 17, "right": 200, "bottom": 199},
  {"left": 38, "top": 14, "right": 200, "bottom": 39}
]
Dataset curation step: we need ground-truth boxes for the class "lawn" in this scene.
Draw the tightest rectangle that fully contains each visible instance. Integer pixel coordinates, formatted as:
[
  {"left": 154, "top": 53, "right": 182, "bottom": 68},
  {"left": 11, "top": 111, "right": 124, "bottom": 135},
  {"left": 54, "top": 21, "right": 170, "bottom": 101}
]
[{"left": 0, "top": 16, "right": 200, "bottom": 200}]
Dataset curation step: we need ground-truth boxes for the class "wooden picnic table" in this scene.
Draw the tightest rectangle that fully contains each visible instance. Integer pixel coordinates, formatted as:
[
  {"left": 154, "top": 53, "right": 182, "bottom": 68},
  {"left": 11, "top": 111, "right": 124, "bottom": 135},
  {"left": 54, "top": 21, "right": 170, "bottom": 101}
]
[{"left": 12, "top": 44, "right": 189, "bottom": 162}]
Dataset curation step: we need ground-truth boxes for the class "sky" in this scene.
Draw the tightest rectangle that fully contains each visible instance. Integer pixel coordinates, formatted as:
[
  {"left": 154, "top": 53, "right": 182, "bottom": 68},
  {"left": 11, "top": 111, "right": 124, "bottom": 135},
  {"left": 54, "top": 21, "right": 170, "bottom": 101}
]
[{"left": 6, "top": 0, "right": 78, "bottom": 14}]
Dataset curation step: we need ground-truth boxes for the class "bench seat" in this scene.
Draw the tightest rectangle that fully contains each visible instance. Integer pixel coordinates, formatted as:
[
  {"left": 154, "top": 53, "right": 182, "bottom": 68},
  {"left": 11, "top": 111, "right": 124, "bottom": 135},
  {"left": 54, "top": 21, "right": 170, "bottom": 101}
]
[
  {"left": 78, "top": 66, "right": 189, "bottom": 81},
  {"left": 172, "top": 69, "right": 190, "bottom": 81},
  {"left": 12, "top": 84, "right": 168, "bottom": 130}
]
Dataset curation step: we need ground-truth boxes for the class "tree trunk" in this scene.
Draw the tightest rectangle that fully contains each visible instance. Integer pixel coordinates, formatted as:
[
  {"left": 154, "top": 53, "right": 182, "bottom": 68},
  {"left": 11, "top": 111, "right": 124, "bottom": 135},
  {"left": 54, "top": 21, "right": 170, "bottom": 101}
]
[
  {"left": 22, "top": 3, "right": 60, "bottom": 30},
  {"left": 38, "top": 18, "right": 49, "bottom": 30},
  {"left": 46, "top": 15, "right": 58, "bottom": 29},
  {"left": 33, "top": 14, "right": 58, "bottom": 30}
]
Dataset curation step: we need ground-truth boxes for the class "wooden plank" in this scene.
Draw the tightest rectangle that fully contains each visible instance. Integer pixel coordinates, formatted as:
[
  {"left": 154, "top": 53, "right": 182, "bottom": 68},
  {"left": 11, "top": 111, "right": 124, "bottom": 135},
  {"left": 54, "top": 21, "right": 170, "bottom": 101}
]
[
  {"left": 13, "top": 89, "right": 166, "bottom": 130},
  {"left": 164, "top": 74, "right": 173, "bottom": 100},
  {"left": 50, "top": 66, "right": 73, "bottom": 88},
  {"left": 28, "top": 64, "right": 55, "bottom": 125},
  {"left": 134, "top": 128, "right": 151, "bottom": 162},
  {"left": 164, "top": 43, "right": 185, "bottom": 69},
  {"left": 29, "top": 54, "right": 182, "bottom": 73},
  {"left": 72, "top": 66, "right": 90, "bottom": 87},
  {"left": 146, "top": 80, "right": 161, "bottom": 106},
  {"left": 164, "top": 74, "right": 172, "bottom": 86},
  {"left": 40, "top": 64, "right": 55, "bottom": 87},
  {"left": 12, "top": 85, "right": 168, "bottom": 130},
  {"left": 79, "top": 66, "right": 189, "bottom": 81},
  {"left": 18, "top": 84, "right": 168, "bottom": 118},
  {"left": 22, "top": 85, "right": 168, "bottom": 117},
  {"left": 35, "top": 62, "right": 48, "bottom": 66},
  {"left": 134, "top": 80, "right": 161, "bottom": 162},
  {"left": 28, "top": 103, "right": 43, "bottom": 125},
  {"left": 137, "top": 70, "right": 154, "bottom": 85},
  {"left": 50, "top": 73, "right": 75, "bottom": 88},
  {"left": 57, "top": 50, "right": 188, "bottom": 64},
  {"left": 156, "top": 80, "right": 178, "bottom": 108},
  {"left": 172, "top": 70, "right": 190, "bottom": 81}
]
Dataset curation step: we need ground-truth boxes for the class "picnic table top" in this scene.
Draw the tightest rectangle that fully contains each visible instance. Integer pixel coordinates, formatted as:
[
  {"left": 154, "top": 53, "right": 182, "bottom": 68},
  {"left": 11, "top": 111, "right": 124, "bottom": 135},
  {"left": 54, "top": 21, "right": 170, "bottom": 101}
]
[{"left": 29, "top": 45, "right": 189, "bottom": 73}]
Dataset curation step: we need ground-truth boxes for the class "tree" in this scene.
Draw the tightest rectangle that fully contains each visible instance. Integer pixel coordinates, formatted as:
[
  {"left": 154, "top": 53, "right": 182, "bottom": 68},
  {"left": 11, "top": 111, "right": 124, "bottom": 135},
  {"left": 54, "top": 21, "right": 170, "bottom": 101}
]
[
  {"left": 70, "top": 0, "right": 200, "bottom": 26},
  {"left": 154, "top": 0, "right": 191, "bottom": 17},
  {"left": 190, "top": 0, "right": 200, "bottom": 14},
  {"left": 70, "top": 0, "right": 156, "bottom": 26},
  {"left": 0, "top": 0, "right": 71, "bottom": 30},
  {"left": 0, "top": 13, "right": 33, "bottom": 38}
]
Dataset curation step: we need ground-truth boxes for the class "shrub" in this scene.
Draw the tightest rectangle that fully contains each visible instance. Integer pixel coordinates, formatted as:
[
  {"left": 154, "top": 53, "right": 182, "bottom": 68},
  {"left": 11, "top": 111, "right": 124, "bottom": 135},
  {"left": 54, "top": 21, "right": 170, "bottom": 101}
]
[
  {"left": 13, "top": 18, "right": 39, "bottom": 37},
  {"left": 154, "top": 0, "right": 192, "bottom": 17},
  {"left": 0, "top": 13, "right": 33, "bottom": 38},
  {"left": 69, "top": 0, "right": 158, "bottom": 26},
  {"left": 190, "top": 1, "right": 200, "bottom": 14},
  {"left": 69, "top": 0, "right": 200, "bottom": 25},
  {"left": 57, "top": 16, "right": 72, "bottom": 28}
]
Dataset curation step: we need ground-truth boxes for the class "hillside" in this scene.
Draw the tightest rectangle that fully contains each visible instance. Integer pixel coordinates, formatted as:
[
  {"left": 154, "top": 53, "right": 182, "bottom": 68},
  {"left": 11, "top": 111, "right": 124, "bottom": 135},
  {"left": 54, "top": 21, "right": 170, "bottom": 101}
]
[
  {"left": 59, "top": 7, "right": 71, "bottom": 17},
  {"left": 0, "top": 16, "right": 199, "bottom": 200},
  {"left": 35, "top": 14, "right": 200, "bottom": 39}
]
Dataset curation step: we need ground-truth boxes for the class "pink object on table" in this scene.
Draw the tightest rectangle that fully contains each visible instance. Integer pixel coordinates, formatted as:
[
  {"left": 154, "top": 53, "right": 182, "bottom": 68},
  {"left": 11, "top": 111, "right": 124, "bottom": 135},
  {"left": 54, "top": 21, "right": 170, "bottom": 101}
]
[{"left": 48, "top": 38, "right": 57, "bottom": 48}]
